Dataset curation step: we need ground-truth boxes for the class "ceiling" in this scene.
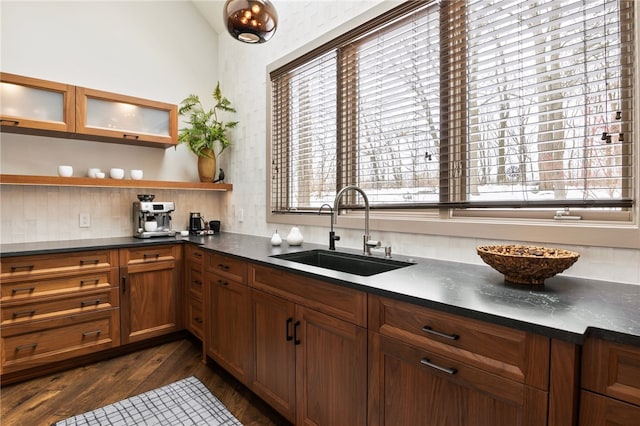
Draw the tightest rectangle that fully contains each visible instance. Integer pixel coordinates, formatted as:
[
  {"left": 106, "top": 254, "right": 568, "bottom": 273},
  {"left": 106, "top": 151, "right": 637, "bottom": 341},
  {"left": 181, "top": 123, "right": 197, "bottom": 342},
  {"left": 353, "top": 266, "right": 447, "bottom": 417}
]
[{"left": 191, "top": 1, "right": 227, "bottom": 35}]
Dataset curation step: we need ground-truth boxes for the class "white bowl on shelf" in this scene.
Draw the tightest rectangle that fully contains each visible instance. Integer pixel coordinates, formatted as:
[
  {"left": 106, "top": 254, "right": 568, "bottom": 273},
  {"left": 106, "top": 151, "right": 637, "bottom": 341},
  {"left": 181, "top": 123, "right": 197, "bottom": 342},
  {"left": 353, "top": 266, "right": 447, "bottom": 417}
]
[
  {"left": 58, "top": 165, "right": 73, "bottom": 177},
  {"left": 109, "top": 168, "right": 125, "bottom": 179},
  {"left": 130, "top": 169, "right": 143, "bottom": 180},
  {"left": 88, "top": 167, "right": 101, "bottom": 178},
  {"left": 95, "top": 172, "right": 106, "bottom": 179}
]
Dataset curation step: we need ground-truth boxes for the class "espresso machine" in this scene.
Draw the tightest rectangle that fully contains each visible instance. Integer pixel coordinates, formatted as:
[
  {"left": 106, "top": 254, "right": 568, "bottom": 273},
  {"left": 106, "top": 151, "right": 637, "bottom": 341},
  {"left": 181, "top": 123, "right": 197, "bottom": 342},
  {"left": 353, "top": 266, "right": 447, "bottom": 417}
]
[{"left": 133, "top": 196, "right": 176, "bottom": 238}]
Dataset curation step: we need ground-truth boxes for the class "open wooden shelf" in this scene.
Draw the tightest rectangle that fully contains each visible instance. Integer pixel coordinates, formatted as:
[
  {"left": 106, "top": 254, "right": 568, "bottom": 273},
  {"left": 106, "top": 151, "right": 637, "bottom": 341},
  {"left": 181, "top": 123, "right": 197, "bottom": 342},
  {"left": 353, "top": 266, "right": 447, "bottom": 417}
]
[{"left": 0, "top": 174, "right": 232, "bottom": 191}]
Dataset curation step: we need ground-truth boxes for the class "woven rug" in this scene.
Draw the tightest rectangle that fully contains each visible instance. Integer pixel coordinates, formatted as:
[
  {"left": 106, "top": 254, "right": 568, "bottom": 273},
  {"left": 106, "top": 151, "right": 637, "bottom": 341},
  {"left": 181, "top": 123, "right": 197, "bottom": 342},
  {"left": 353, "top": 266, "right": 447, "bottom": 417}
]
[{"left": 53, "top": 376, "right": 242, "bottom": 426}]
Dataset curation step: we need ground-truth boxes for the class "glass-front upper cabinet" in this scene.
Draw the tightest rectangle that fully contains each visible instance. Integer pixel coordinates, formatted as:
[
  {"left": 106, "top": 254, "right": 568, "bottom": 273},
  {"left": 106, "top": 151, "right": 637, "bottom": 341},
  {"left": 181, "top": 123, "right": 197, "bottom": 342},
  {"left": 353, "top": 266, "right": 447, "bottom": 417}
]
[
  {"left": 0, "top": 72, "right": 75, "bottom": 132},
  {"left": 76, "top": 87, "right": 177, "bottom": 147}
]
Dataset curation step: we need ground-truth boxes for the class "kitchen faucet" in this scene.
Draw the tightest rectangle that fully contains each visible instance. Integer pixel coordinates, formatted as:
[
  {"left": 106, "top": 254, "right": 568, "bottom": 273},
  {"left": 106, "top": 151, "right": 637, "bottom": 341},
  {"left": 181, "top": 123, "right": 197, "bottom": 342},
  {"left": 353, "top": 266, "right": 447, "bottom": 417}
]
[
  {"left": 332, "top": 185, "right": 381, "bottom": 255},
  {"left": 318, "top": 204, "right": 339, "bottom": 250}
]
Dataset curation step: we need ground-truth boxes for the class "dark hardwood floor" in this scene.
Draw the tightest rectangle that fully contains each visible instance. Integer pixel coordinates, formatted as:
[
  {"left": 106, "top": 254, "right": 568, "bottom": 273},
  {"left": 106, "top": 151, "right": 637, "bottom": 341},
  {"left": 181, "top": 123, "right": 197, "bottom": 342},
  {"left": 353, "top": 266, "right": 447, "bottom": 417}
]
[{"left": 0, "top": 338, "right": 291, "bottom": 426}]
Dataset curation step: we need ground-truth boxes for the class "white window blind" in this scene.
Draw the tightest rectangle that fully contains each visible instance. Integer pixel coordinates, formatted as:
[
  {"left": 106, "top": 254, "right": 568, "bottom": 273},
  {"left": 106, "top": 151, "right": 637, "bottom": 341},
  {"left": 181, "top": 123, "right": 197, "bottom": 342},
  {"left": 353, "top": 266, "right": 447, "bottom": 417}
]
[{"left": 270, "top": 0, "right": 634, "bottom": 214}]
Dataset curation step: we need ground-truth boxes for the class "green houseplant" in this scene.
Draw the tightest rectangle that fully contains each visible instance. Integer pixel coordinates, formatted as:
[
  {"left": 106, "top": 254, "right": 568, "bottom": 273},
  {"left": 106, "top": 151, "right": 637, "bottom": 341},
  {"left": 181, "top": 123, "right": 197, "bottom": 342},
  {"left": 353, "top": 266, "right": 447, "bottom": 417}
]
[{"left": 178, "top": 82, "right": 238, "bottom": 182}]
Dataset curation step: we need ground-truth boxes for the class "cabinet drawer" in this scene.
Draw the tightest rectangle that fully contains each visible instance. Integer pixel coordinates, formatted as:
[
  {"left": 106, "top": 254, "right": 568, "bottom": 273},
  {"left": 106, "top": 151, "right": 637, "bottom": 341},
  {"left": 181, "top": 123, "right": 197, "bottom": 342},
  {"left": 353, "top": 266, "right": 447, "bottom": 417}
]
[
  {"left": 1, "top": 309, "right": 120, "bottom": 375},
  {"left": 187, "top": 295, "right": 204, "bottom": 340},
  {"left": 1, "top": 271, "right": 114, "bottom": 302},
  {"left": 186, "top": 245, "right": 204, "bottom": 266},
  {"left": 188, "top": 268, "right": 204, "bottom": 298},
  {"left": 1, "top": 250, "right": 116, "bottom": 280},
  {"left": 582, "top": 337, "right": 640, "bottom": 406},
  {"left": 1, "top": 287, "right": 118, "bottom": 325},
  {"left": 206, "top": 252, "right": 246, "bottom": 282},
  {"left": 369, "top": 295, "right": 549, "bottom": 389},
  {"left": 249, "top": 264, "right": 367, "bottom": 327},
  {"left": 120, "top": 245, "right": 178, "bottom": 266},
  {"left": 580, "top": 390, "right": 640, "bottom": 425}
]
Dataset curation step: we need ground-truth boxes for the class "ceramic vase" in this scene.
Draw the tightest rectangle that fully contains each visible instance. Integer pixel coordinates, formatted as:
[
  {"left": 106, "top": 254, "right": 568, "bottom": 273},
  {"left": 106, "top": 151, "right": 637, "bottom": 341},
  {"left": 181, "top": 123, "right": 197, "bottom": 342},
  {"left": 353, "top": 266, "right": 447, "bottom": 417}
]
[{"left": 197, "top": 148, "right": 216, "bottom": 183}]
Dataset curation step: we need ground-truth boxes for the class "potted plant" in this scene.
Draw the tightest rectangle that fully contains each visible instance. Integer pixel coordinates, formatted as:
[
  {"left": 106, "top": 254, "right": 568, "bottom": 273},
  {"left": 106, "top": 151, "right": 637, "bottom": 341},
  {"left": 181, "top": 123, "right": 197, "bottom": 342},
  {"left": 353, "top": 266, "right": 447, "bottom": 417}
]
[{"left": 178, "top": 82, "right": 238, "bottom": 182}]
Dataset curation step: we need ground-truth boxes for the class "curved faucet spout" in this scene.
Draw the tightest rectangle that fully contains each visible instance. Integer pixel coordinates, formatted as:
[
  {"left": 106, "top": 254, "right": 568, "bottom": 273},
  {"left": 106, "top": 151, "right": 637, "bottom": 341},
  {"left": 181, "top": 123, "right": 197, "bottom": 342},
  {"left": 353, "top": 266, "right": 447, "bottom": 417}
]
[{"left": 333, "top": 185, "right": 372, "bottom": 254}]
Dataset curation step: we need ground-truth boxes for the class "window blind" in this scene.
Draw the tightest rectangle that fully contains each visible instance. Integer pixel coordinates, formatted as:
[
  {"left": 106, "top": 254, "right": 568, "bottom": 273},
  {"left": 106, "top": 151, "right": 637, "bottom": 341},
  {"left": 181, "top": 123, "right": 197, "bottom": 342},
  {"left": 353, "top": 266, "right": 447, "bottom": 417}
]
[{"left": 270, "top": 0, "right": 634, "bottom": 214}]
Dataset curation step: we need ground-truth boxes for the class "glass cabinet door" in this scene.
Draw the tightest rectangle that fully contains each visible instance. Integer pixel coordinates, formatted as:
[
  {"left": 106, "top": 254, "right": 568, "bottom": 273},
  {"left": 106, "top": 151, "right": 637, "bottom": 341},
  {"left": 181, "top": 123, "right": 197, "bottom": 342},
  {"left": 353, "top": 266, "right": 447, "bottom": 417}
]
[
  {"left": 76, "top": 87, "right": 177, "bottom": 147},
  {"left": 0, "top": 73, "right": 75, "bottom": 132}
]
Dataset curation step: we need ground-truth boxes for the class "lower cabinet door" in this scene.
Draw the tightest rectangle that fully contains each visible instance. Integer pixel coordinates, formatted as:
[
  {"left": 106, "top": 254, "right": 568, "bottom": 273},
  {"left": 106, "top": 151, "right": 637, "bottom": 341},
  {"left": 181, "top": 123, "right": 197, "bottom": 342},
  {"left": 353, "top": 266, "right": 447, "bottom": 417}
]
[
  {"left": 251, "top": 289, "right": 296, "bottom": 422},
  {"left": 579, "top": 390, "right": 640, "bottom": 425},
  {"left": 368, "top": 333, "right": 548, "bottom": 426},
  {"left": 206, "top": 274, "right": 253, "bottom": 385},
  {"left": 296, "top": 306, "right": 367, "bottom": 426}
]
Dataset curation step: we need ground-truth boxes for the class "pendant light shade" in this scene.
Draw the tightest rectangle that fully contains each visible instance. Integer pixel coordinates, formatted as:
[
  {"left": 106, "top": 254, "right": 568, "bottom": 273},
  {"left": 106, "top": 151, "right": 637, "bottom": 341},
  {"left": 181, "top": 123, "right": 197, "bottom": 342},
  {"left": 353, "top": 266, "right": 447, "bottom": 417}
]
[{"left": 224, "top": 0, "right": 278, "bottom": 44}]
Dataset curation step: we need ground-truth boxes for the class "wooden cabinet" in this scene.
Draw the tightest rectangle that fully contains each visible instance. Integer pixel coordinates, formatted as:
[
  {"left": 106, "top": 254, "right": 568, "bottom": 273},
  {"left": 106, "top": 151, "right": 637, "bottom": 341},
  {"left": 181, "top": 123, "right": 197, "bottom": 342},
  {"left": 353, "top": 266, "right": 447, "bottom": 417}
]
[
  {"left": 580, "top": 337, "right": 640, "bottom": 425},
  {"left": 368, "top": 294, "right": 550, "bottom": 426},
  {"left": 119, "top": 245, "right": 182, "bottom": 344},
  {"left": 0, "top": 72, "right": 75, "bottom": 133},
  {"left": 205, "top": 252, "right": 253, "bottom": 386},
  {"left": 249, "top": 264, "right": 368, "bottom": 425},
  {"left": 1, "top": 72, "right": 177, "bottom": 148},
  {"left": 0, "top": 249, "right": 119, "bottom": 377},
  {"left": 76, "top": 87, "right": 177, "bottom": 148},
  {"left": 184, "top": 244, "right": 205, "bottom": 340}
]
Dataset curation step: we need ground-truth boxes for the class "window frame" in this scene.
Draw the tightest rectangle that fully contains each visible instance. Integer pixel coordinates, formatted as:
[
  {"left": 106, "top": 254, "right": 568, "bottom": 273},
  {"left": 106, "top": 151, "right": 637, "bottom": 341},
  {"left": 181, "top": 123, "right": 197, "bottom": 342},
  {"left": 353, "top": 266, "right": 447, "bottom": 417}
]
[{"left": 266, "top": 0, "right": 639, "bottom": 250}]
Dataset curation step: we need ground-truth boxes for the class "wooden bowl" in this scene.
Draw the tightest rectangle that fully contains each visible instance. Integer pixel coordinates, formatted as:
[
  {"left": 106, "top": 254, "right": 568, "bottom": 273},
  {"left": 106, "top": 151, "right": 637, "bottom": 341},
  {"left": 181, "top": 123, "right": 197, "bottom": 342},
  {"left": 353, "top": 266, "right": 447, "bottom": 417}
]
[{"left": 476, "top": 245, "right": 580, "bottom": 285}]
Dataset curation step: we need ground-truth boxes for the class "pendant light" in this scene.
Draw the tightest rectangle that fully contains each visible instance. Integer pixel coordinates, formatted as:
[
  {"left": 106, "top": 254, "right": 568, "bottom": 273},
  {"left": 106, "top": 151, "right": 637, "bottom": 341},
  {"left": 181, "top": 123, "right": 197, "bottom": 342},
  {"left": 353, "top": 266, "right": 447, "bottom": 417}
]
[{"left": 224, "top": 0, "right": 278, "bottom": 44}]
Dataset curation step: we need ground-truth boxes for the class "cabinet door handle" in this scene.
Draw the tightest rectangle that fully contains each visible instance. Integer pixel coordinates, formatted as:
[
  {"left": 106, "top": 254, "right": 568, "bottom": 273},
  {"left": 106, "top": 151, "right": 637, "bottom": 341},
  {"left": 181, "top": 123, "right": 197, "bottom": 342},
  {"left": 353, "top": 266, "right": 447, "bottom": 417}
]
[
  {"left": 422, "top": 326, "right": 459, "bottom": 341},
  {"left": 10, "top": 264, "right": 34, "bottom": 272},
  {"left": 286, "top": 317, "right": 293, "bottom": 341},
  {"left": 123, "top": 133, "right": 140, "bottom": 140},
  {"left": 1, "top": 119, "right": 20, "bottom": 126},
  {"left": 420, "top": 358, "right": 457, "bottom": 375},
  {"left": 80, "top": 259, "right": 100, "bottom": 266},
  {"left": 293, "top": 320, "right": 301, "bottom": 345},
  {"left": 12, "top": 309, "right": 36, "bottom": 318},
  {"left": 80, "top": 278, "right": 100, "bottom": 286},
  {"left": 121, "top": 276, "right": 126, "bottom": 293},
  {"left": 217, "top": 263, "right": 230, "bottom": 271},
  {"left": 11, "top": 286, "right": 35, "bottom": 295},
  {"left": 217, "top": 279, "right": 228, "bottom": 286},
  {"left": 81, "top": 299, "right": 101, "bottom": 307},
  {"left": 15, "top": 343, "right": 38, "bottom": 351}
]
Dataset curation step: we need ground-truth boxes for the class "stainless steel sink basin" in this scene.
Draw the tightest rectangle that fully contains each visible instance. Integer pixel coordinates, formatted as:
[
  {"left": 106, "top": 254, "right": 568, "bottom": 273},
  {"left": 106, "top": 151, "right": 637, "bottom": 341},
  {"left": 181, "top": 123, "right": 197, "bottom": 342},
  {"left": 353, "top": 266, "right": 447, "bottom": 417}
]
[{"left": 271, "top": 249, "right": 413, "bottom": 277}]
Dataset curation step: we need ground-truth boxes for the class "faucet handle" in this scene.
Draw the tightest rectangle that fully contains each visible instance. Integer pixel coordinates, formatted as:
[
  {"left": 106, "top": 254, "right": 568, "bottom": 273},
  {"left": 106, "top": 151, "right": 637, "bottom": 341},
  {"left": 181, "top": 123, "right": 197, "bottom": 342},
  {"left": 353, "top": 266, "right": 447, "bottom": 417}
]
[{"left": 366, "top": 239, "right": 381, "bottom": 248}]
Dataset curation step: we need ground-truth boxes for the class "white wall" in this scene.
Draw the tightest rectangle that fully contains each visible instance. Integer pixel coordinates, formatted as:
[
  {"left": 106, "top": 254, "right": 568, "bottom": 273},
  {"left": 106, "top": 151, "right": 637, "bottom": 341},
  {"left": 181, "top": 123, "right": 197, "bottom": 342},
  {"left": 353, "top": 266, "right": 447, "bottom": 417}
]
[
  {"left": 1, "top": 0, "right": 638, "bottom": 284},
  {"left": 1, "top": 1, "right": 225, "bottom": 240}
]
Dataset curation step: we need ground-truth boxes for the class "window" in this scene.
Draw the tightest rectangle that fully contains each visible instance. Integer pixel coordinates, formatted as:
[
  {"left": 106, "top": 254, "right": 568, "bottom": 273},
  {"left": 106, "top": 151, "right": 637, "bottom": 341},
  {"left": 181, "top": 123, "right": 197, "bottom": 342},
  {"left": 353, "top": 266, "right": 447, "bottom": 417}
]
[{"left": 270, "top": 0, "right": 634, "bottom": 219}]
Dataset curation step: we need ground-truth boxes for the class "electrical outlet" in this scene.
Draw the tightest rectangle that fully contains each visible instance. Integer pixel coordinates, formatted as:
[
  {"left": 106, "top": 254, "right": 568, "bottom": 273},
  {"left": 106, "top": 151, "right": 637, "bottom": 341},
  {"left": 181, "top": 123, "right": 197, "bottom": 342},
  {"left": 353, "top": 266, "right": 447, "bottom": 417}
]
[
  {"left": 239, "top": 208, "right": 244, "bottom": 223},
  {"left": 79, "top": 213, "right": 91, "bottom": 228}
]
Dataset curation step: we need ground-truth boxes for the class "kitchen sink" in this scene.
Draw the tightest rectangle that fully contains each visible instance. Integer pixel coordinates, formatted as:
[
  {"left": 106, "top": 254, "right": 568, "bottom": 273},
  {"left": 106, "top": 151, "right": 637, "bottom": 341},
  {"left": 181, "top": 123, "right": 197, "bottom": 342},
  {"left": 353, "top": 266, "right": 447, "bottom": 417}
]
[{"left": 271, "top": 249, "right": 414, "bottom": 277}]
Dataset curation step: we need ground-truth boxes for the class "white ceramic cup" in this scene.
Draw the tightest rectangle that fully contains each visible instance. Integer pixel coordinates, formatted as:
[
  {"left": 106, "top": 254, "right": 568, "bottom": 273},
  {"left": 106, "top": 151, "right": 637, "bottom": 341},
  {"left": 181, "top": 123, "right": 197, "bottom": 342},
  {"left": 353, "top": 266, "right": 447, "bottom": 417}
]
[
  {"left": 144, "top": 221, "right": 158, "bottom": 232},
  {"left": 88, "top": 168, "right": 101, "bottom": 178},
  {"left": 95, "top": 172, "right": 106, "bottom": 179},
  {"left": 58, "top": 165, "right": 73, "bottom": 177},
  {"left": 130, "top": 169, "right": 143, "bottom": 180},
  {"left": 109, "top": 168, "right": 125, "bottom": 179}
]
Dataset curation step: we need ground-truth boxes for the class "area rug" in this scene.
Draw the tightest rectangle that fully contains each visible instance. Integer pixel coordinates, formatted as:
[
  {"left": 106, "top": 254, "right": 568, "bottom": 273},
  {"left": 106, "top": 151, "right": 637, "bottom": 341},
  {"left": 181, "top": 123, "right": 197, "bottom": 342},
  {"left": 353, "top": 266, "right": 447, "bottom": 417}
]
[{"left": 53, "top": 376, "right": 242, "bottom": 425}]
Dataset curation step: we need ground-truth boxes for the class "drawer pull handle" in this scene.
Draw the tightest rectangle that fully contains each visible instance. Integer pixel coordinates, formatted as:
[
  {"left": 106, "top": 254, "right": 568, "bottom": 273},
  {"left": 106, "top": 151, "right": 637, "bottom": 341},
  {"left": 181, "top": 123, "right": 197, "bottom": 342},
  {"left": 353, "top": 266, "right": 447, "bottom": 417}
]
[
  {"left": 123, "top": 133, "right": 140, "bottom": 140},
  {"left": 143, "top": 253, "right": 161, "bottom": 259},
  {"left": 1, "top": 119, "right": 20, "bottom": 126},
  {"left": 10, "top": 264, "right": 34, "bottom": 272},
  {"left": 11, "top": 287, "right": 35, "bottom": 295},
  {"left": 82, "top": 329, "right": 102, "bottom": 338},
  {"left": 194, "top": 252, "right": 202, "bottom": 257},
  {"left": 193, "top": 280, "right": 203, "bottom": 286},
  {"left": 217, "top": 279, "right": 229, "bottom": 286},
  {"left": 217, "top": 263, "right": 230, "bottom": 271},
  {"left": 15, "top": 343, "right": 37, "bottom": 351},
  {"left": 80, "top": 259, "right": 100, "bottom": 265},
  {"left": 294, "top": 320, "right": 301, "bottom": 345},
  {"left": 422, "top": 326, "right": 459, "bottom": 341},
  {"left": 12, "top": 309, "right": 36, "bottom": 318},
  {"left": 81, "top": 299, "right": 101, "bottom": 307},
  {"left": 80, "top": 278, "right": 100, "bottom": 286},
  {"left": 194, "top": 317, "right": 203, "bottom": 324},
  {"left": 420, "top": 358, "right": 457, "bottom": 375},
  {"left": 286, "top": 317, "right": 293, "bottom": 341}
]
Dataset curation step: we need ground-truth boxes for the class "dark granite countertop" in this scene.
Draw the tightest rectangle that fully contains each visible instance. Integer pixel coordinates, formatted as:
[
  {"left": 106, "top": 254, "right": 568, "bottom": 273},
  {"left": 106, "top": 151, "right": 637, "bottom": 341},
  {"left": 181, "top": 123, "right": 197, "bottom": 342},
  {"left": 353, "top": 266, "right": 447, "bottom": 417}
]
[{"left": 2, "top": 233, "right": 639, "bottom": 346}]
